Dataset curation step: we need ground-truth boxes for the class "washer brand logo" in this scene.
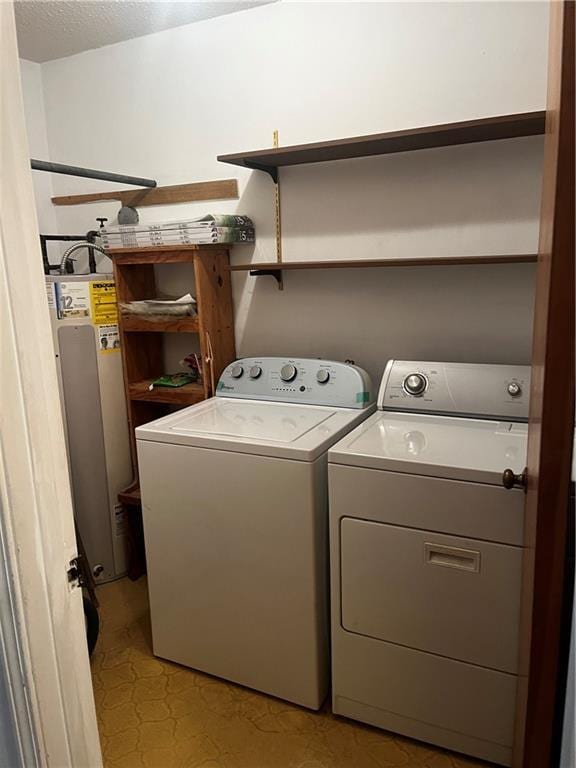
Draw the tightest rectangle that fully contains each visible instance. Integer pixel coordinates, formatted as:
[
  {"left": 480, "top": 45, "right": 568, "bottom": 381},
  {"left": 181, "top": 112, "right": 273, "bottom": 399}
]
[{"left": 217, "top": 382, "right": 235, "bottom": 391}]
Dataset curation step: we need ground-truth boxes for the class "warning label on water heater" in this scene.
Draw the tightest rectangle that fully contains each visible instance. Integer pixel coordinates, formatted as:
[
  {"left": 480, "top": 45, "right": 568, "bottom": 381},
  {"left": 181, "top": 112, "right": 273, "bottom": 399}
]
[{"left": 90, "top": 281, "right": 118, "bottom": 325}]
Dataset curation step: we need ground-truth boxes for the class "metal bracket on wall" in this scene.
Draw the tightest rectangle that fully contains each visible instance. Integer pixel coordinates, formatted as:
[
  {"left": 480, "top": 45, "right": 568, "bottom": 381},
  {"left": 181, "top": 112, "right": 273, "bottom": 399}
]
[
  {"left": 245, "top": 162, "right": 278, "bottom": 183},
  {"left": 249, "top": 268, "right": 283, "bottom": 285}
]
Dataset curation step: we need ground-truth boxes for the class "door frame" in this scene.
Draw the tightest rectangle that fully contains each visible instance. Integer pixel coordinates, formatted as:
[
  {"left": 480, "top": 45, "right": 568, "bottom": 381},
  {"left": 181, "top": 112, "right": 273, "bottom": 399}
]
[
  {"left": 514, "top": 1, "right": 575, "bottom": 765},
  {"left": 0, "top": 3, "right": 102, "bottom": 766}
]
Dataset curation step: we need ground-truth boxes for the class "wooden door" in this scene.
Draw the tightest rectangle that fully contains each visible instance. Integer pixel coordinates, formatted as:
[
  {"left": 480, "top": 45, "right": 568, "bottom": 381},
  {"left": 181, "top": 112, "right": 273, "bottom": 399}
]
[
  {"left": 513, "top": 1, "right": 575, "bottom": 766},
  {"left": 0, "top": 3, "right": 102, "bottom": 765}
]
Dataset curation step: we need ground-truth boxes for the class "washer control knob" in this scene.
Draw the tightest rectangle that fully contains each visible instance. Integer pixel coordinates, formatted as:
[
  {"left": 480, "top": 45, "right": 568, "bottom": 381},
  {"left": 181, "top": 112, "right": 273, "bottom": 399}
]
[
  {"left": 280, "top": 364, "right": 298, "bottom": 382},
  {"left": 316, "top": 369, "right": 330, "bottom": 384},
  {"left": 403, "top": 373, "right": 427, "bottom": 397},
  {"left": 249, "top": 365, "right": 262, "bottom": 379},
  {"left": 230, "top": 364, "right": 244, "bottom": 379},
  {"left": 507, "top": 382, "right": 522, "bottom": 397}
]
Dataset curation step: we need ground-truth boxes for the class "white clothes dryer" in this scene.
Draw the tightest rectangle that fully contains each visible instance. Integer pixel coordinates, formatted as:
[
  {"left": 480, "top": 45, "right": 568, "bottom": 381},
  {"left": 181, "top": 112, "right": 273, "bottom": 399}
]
[
  {"left": 328, "top": 360, "right": 531, "bottom": 766},
  {"left": 136, "top": 357, "right": 374, "bottom": 709}
]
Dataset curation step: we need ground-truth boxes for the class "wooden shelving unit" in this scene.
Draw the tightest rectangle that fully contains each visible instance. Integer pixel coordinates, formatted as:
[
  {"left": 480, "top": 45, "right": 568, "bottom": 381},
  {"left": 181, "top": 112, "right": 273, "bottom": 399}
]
[
  {"left": 217, "top": 111, "right": 546, "bottom": 181},
  {"left": 113, "top": 242, "right": 236, "bottom": 497},
  {"left": 118, "top": 483, "right": 141, "bottom": 507}
]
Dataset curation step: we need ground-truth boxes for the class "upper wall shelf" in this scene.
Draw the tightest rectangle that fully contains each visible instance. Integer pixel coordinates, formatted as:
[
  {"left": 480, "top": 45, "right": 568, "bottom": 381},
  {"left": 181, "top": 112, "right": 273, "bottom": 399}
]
[{"left": 217, "top": 111, "right": 546, "bottom": 181}]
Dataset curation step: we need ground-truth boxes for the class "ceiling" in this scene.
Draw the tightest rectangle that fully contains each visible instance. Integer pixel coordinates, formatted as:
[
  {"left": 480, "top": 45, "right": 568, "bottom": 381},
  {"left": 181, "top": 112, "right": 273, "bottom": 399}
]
[{"left": 15, "top": 0, "right": 275, "bottom": 63}]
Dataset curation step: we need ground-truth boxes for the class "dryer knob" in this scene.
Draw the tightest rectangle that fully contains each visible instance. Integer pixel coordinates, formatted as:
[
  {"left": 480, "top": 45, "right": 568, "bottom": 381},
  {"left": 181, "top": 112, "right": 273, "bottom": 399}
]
[
  {"left": 403, "top": 373, "right": 427, "bottom": 396},
  {"left": 280, "top": 364, "right": 298, "bottom": 382},
  {"left": 507, "top": 382, "right": 522, "bottom": 397},
  {"left": 230, "top": 364, "right": 244, "bottom": 379}
]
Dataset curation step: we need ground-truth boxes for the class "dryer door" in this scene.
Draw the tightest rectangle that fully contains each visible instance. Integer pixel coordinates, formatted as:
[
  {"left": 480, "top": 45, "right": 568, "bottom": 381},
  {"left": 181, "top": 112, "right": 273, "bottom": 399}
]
[{"left": 340, "top": 518, "right": 522, "bottom": 674}]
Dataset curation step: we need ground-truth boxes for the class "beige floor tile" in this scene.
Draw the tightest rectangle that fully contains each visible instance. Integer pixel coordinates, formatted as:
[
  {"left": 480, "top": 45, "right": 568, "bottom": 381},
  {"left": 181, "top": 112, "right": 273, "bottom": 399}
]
[
  {"left": 91, "top": 578, "right": 491, "bottom": 768},
  {"left": 105, "top": 728, "right": 140, "bottom": 761},
  {"left": 137, "top": 718, "right": 177, "bottom": 752},
  {"left": 136, "top": 700, "right": 172, "bottom": 722},
  {"left": 100, "top": 662, "right": 137, "bottom": 689},
  {"left": 102, "top": 682, "right": 135, "bottom": 710},
  {"left": 108, "top": 750, "right": 145, "bottom": 768}
]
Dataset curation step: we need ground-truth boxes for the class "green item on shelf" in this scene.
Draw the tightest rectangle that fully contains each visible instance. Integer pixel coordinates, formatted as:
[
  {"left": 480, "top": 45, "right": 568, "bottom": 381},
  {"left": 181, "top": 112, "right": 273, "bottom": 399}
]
[{"left": 148, "top": 372, "right": 198, "bottom": 390}]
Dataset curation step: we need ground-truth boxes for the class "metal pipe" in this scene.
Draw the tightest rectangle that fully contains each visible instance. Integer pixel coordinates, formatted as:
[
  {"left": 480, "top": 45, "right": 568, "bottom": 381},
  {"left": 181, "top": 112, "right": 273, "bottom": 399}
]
[
  {"left": 60, "top": 241, "right": 110, "bottom": 275},
  {"left": 86, "top": 230, "right": 98, "bottom": 274},
  {"left": 31, "top": 159, "right": 157, "bottom": 188},
  {"left": 40, "top": 234, "right": 89, "bottom": 275},
  {"left": 40, "top": 234, "right": 88, "bottom": 241}
]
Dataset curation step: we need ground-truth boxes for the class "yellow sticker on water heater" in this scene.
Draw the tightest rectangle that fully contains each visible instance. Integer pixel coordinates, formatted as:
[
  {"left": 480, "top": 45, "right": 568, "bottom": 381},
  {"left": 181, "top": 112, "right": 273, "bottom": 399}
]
[{"left": 90, "top": 281, "right": 118, "bottom": 326}]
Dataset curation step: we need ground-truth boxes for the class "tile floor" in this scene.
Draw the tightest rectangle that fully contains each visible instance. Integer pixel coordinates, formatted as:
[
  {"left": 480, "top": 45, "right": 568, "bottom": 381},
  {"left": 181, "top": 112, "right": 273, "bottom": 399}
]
[{"left": 91, "top": 577, "right": 490, "bottom": 768}]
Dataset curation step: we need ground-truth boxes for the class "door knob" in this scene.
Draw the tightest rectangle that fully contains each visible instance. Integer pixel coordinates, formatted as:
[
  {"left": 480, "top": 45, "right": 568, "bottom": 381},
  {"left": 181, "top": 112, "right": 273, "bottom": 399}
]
[{"left": 502, "top": 467, "right": 528, "bottom": 491}]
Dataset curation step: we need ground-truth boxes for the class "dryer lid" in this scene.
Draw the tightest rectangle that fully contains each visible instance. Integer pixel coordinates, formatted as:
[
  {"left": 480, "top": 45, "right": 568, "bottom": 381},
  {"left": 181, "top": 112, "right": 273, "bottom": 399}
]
[{"left": 329, "top": 411, "right": 528, "bottom": 485}]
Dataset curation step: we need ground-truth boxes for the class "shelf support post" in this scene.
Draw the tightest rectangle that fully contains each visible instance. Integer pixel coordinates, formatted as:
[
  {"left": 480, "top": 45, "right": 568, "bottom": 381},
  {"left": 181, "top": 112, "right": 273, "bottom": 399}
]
[{"left": 273, "top": 130, "right": 284, "bottom": 290}]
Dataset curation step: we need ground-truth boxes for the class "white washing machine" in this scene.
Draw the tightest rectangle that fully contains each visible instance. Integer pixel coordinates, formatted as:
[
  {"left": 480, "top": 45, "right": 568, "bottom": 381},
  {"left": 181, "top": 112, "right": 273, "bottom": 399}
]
[
  {"left": 328, "top": 360, "right": 531, "bottom": 766},
  {"left": 136, "top": 357, "right": 374, "bottom": 709}
]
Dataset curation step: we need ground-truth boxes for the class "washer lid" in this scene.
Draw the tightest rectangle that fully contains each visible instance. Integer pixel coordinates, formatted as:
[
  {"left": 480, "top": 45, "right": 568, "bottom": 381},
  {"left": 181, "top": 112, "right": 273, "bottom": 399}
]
[
  {"left": 329, "top": 411, "right": 528, "bottom": 485},
  {"left": 136, "top": 397, "right": 376, "bottom": 461},
  {"left": 164, "top": 399, "right": 333, "bottom": 441}
]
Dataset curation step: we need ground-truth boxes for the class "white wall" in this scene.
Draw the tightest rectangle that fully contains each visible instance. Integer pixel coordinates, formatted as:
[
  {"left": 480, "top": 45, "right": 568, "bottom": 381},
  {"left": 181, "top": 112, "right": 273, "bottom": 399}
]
[
  {"left": 19, "top": 59, "right": 58, "bottom": 234},
  {"left": 27, "top": 1, "right": 549, "bottom": 384}
]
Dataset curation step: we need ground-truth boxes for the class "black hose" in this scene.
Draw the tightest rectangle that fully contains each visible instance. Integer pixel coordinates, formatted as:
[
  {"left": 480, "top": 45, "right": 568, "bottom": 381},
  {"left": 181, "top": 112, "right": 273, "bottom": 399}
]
[{"left": 83, "top": 597, "right": 100, "bottom": 657}]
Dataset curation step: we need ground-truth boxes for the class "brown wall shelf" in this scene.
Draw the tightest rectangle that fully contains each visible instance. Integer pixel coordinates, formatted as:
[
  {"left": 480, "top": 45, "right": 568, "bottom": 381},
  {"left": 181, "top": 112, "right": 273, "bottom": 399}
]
[
  {"left": 218, "top": 112, "right": 546, "bottom": 181},
  {"left": 52, "top": 179, "right": 239, "bottom": 207},
  {"left": 229, "top": 254, "right": 538, "bottom": 283}
]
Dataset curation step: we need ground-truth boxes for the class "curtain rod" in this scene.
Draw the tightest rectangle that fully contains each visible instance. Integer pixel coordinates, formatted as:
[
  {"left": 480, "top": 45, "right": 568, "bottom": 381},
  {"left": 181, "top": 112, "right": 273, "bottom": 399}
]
[{"left": 30, "top": 159, "right": 157, "bottom": 188}]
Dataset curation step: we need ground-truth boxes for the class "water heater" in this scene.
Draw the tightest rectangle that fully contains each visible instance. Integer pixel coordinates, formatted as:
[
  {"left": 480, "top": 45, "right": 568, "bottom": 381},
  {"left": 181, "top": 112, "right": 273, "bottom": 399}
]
[{"left": 46, "top": 274, "right": 132, "bottom": 583}]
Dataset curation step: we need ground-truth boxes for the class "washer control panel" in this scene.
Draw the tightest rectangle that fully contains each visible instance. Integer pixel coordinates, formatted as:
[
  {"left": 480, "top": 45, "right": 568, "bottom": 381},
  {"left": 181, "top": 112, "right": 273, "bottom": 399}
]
[
  {"left": 379, "top": 360, "right": 531, "bottom": 421},
  {"left": 216, "top": 358, "right": 373, "bottom": 409}
]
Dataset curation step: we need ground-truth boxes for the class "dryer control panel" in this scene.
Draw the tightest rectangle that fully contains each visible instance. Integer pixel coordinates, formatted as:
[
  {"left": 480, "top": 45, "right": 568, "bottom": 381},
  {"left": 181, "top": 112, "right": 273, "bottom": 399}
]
[
  {"left": 217, "top": 358, "right": 373, "bottom": 409},
  {"left": 378, "top": 360, "right": 531, "bottom": 421}
]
